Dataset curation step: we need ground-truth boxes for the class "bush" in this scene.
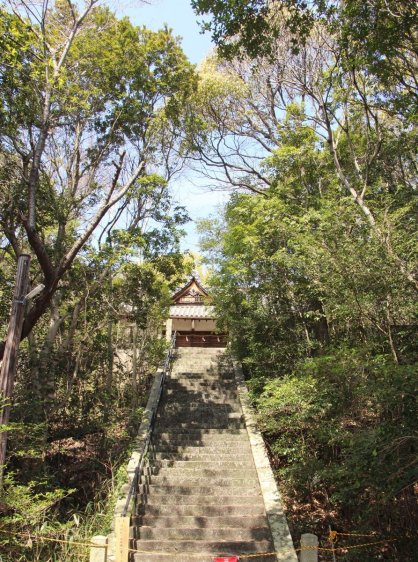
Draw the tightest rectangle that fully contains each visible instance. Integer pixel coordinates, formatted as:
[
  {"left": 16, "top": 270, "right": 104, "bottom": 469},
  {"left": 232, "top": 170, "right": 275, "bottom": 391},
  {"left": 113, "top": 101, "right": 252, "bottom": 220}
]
[{"left": 255, "top": 348, "right": 417, "bottom": 543}]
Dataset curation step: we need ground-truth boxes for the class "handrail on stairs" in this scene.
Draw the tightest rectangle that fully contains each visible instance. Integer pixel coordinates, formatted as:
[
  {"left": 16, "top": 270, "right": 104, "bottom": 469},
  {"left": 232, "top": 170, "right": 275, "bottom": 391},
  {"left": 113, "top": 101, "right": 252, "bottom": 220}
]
[{"left": 121, "top": 330, "right": 177, "bottom": 519}]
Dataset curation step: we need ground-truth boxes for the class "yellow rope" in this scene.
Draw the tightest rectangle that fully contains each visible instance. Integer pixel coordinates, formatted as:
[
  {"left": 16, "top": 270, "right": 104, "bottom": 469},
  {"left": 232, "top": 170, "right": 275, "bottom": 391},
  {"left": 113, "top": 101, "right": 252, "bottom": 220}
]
[
  {"left": 335, "top": 531, "right": 379, "bottom": 537},
  {"left": 0, "top": 528, "right": 104, "bottom": 550},
  {"left": 336, "top": 538, "right": 398, "bottom": 551},
  {"left": 0, "top": 526, "right": 401, "bottom": 558},
  {"left": 124, "top": 528, "right": 396, "bottom": 557}
]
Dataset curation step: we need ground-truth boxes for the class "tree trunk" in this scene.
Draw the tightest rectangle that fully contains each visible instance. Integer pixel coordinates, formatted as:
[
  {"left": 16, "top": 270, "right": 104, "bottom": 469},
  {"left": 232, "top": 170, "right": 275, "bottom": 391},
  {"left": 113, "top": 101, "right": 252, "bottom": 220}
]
[{"left": 0, "top": 255, "right": 31, "bottom": 485}]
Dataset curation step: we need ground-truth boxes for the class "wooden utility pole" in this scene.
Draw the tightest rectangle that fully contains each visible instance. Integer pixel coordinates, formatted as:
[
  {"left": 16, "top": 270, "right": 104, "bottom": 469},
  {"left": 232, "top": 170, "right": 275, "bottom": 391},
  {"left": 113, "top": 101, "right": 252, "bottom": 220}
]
[
  {"left": 0, "top": 254, "right": 31, "bottom": 483},
  {"left": 132, "top": 324, "right": 138, "bottom": 407}
]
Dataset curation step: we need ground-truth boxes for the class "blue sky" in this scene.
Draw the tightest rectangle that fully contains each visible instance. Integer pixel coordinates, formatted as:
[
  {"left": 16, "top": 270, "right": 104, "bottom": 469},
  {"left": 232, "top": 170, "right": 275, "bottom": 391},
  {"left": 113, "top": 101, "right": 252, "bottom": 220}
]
[
  {"left": 126, "top": 0, "right": 213, "bottom": 64},
  {"left": 121, "top": 0, "right": 228, "bottom": 253}
]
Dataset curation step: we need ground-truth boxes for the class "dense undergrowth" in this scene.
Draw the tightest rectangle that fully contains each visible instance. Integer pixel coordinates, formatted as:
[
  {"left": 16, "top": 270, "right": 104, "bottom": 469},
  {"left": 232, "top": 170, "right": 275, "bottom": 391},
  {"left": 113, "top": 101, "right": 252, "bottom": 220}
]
[
  {"left": 0, "top": 254, "right": 184, "bottom": 560},
  {"left": 0, "top": 339, "right": 161, "bottom": 562},
  {"left": 252, "top": 351, "right": 417, "bottom": 561},
  {"left": 0, "top": 331, "right": 168, "bottom": 562},
  {"left": 202, "top": 193, "right": 417, "bottom": 561}
]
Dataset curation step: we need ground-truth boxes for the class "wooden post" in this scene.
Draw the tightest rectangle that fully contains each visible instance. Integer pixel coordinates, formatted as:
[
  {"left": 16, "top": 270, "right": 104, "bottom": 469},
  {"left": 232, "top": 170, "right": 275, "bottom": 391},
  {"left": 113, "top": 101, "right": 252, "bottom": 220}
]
[
  {"left": 115, "top": 516, "right": 130, "bottom": 562},
  {"left": 329, "top": 524, "right": 337, "bottom": 562},
  {"left": 0, "top": 254, "right": 31, "bottom": 483},
  {"left": 90, "top": 535, "right": 108, "bottom": 562},
  {"left": 300, "top": 533, "right": 318, "bottom": 562},
  {"left": 132, "top": 324, "right": 138, "bottom": 403}
]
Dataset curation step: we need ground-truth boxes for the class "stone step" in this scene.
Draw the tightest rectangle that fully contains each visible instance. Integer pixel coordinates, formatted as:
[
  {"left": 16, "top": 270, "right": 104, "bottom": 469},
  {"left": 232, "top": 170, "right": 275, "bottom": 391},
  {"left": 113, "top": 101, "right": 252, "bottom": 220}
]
[
  {"left": 153, "top": 444, "right": 251, "bottom": 454},
  {"left": 160, "top": 412, "right": 242, "bottom": 418},
  {"left": 157, "top": 421, "right": 246, "bottom": 430},
  {"left": 175, "top": 349, "right": 224, "bottom": 354},
  {"left": 171, "top": 369, "right": 225, "bottom": 373},
  {"left": 159, "top": 411, "right": 243, "bottom": 417},
  {"left": 133, "top": 553, "right": 277, "bottom": 562},
  {"left": 161, "top": 402, "right": 242, "bottom": 409},
  {"left": 137, "top": 504, "right": 266, "bottom": 517},
  {"left": 159, "top": 405, "right": 239, "bottom": 411},
  {"left": 171, "top": 367, "right": 229, "bottom": 373},
  {"left": 175, "top": 352, "right": 225, "bottom": 356},
  {"left": 158, "top": 420, "right": 244, "bottom": 428},
  {"left": 157, "top": 417, "right": 245, "bottom": 425},
  {"left": 153, "top": 434, "right": 249, "bottom": 444},
  {"left": 161, "top": 402, "right": 240, "bottom": 409},
  {"left": 173, "top": 361, "right": 221, "bottom": 366},
  {"left": 152, "top": 432, "right": 249, "bottom": 442},
  {"left": 171, "top": 373, "right": 226, "bottom": 377},
  {"left": 140, "top": 485, "right": 262, "bottom": 496},
  {"left": 159, "top": 413, "right": 244, "bottom": 421},
  {"left": 142, "top": 494, "right": 264, "bottom": 506},
  {"left": 162, "top": 398, "right": 241, "bottom": 406},
  {"left": 165, "top": 387, "right": 237, "bottom": 393},
  {"left": 151, "top": 460, "right": 255, "bottom": 470},
  {"left": 154, "top": 428, "right": 248, "bottom": 436},
  {"left": 150, "top": 467, "right": 254, "bottom": 478},
  {"left": 174, "top": 354, "right": 224, "bottom": 360},
  {"left": 174, "top": 356, "right": 225, "bottom": 360},
  {"left": 136, "top": 525, "right": 272, "bottom": 541},
  {"left": 159, "top": 416, "right": 244, "bottom": 424},
  {"left": 133, "top": 539, "right": 274, "bottom": 554},
  {"left": 169, "top": 380, "right": 235, "bottom": 385},
  {"left": 169, "top": 379, "right": 234, "bottom": 384},
  {"left": 159, "top": 407, "right": 242, "bottom": 413},
  {"left": 172, "top": 363, "right": 220, "bottom": 367},
  {"left": 152, "top": 451, "right": 250, "bottom": 460},
  {"left": 153, "top": 453, "right": 252, "bottom": 462},
  {"left": 165, "top": 377, "right": 236, "bottom": 384},
  {"left": 173, "top": 365, "right": 227, "bottom": 368},
  {"left": 134, "top": 515, "right": 268, "bottom": 528},
  {"left": 156, "top": 418, "right": 247, "bottom": 428},
  {"left": 148, "top": 476, "right": 258, "bottom": 487},
  {"left": 166, "top": 389, "right": 237, "bottom": 395}
]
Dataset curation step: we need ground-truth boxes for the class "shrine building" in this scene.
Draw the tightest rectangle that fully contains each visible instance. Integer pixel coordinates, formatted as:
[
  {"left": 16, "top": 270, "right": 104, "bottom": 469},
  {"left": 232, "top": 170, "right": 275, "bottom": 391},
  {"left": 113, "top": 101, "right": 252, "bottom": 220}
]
[{"left": 165, "top": 275, "right": 226, "bottom": 348}]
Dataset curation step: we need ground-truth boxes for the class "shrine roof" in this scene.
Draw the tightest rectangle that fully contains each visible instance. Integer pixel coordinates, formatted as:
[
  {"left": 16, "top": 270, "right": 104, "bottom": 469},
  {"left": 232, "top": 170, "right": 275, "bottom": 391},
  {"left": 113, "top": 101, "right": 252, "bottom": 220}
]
[
  {"left": 172, "top": 274, "right": 209, "bottom": 303},
  {"left": 169, "top": 305, "right": 215, "bottom": 319}
]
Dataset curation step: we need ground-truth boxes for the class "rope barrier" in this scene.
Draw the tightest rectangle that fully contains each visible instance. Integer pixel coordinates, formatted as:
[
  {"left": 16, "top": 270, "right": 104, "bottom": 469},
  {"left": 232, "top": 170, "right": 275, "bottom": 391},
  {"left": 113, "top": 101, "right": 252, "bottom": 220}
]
[
  {"left": 334, "top": 531, "right": 379, "bottom": 537},
  {"left": 125, "top": 537, "right": 399, "bottom": 557},
  {"left": 0, "top": 528, "right": 105, "bottom": 550},
  {"left": 0, "top": 525, "right": 403, "bottom": 558}
]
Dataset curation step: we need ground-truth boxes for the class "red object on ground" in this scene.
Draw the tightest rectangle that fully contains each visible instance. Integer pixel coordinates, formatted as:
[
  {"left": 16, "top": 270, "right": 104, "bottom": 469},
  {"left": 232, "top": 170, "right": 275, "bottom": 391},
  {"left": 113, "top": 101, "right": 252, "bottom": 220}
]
[{"left": 213, "top": 558, "right": 239, "bottom": 562}]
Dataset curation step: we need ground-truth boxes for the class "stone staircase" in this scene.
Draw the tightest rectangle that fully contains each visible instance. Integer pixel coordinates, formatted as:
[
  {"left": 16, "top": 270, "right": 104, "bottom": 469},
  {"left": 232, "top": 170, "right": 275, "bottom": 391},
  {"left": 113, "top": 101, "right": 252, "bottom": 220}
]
[{"left": 131, "top": 348, "right": 277, "bottom": 562}]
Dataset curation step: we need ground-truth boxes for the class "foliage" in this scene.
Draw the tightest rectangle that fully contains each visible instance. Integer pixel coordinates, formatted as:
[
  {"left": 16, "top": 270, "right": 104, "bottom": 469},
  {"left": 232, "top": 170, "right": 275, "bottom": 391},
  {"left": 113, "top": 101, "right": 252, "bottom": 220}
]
[
  {"left": 0, "top": 1, "right": 196, "bottom": 353},
  {"left": 0, "top": 458, "right": 131, "bottom": 561},
  {"left": 198, "top": 100, "right": 417, "bottom": 558},
  {"left": 0, "top": 2, "right": 193, "bottom": 560},
  {"left": 256, "top": 351, "right": 417, "bottom": 560},
  {"left": 0, "top": 472, "right": 74, "bottom": 561},
  {"left": 192, "top": 0, "right": 418, "bottom": 114}
]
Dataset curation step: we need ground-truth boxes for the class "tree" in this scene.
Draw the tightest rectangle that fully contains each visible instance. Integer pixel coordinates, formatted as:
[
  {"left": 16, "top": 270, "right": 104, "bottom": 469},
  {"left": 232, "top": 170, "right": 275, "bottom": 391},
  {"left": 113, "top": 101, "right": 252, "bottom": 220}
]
[
  {"left": 183, "top": 20, "right": 417, "bottom": 289},
  {"left": 192, "top": 0, "right": 418, "bottom": 100},
  {"left": 0, "top": 0, "right": 196, "bottom": 474},
  {"left": 192, "top": 1, "right": 417, "bottom": 555},
  {"left": 0, "top": 2, "right": 196, "bottom": 358},
  {"left": 197, "top": 112, "right": 417, "bottom": 555}
]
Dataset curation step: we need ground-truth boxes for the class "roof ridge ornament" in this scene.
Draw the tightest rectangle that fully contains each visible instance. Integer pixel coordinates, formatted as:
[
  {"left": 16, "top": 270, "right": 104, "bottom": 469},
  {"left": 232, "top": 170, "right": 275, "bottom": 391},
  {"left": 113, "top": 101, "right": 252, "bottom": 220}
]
[{"left": 172, "top": 274, "right": 209, "bottom": 304}]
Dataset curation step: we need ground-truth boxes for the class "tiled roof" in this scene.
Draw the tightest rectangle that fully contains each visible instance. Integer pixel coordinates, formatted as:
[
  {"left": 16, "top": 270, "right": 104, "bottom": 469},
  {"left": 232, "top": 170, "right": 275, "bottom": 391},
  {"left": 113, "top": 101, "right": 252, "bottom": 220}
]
[{"left": 169, "top": 305, "right": 215, "bottom": 318}]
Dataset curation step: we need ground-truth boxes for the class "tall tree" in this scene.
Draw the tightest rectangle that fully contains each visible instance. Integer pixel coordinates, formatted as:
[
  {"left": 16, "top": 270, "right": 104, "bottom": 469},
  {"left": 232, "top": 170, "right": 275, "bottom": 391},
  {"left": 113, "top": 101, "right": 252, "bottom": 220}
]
[
  {"left": 182, "top": 20, "right": 417, "bottom": 288},
  {"left": 0, "top": 2, "right": 196, "bottom": 358}
]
